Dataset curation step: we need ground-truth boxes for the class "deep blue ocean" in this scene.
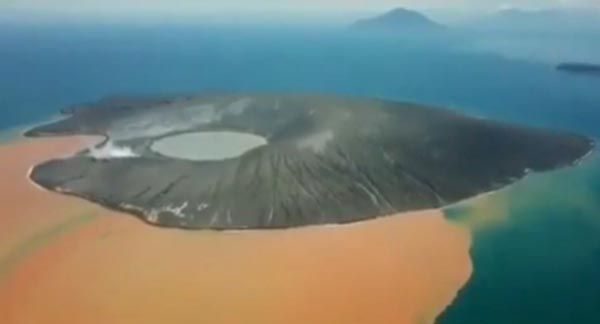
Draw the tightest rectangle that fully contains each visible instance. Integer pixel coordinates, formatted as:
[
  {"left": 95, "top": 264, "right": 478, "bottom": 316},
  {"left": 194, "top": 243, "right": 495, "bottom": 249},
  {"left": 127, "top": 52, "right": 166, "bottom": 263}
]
[
  {"left": 1, "top": 24, "right": 599, "bottom": 138},
  {"left": 1, "top": 23, "right": 600, "bottom": 323}
]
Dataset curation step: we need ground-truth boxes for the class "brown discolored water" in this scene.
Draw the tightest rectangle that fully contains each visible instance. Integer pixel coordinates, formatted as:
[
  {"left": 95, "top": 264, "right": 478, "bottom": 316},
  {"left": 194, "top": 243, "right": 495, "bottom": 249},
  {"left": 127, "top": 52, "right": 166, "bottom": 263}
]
[{"left": 0, "top": 137, "right": 472, "bottom": 324}]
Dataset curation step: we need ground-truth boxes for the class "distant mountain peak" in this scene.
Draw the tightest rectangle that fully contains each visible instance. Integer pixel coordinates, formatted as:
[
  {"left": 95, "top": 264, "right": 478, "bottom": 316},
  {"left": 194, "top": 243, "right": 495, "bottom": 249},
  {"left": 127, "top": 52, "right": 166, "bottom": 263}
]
[
  {"left": 352, "top": 7, "right": 444, "bottom": 33},
  {"left": 383, "top": 8, "right": 429, "bottom": 18}
]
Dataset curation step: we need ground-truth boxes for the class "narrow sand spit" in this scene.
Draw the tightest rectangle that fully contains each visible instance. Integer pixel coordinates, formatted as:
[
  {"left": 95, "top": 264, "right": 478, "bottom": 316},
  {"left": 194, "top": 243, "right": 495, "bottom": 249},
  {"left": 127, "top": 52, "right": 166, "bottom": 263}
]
[{"left": 0, "top": 136, "right": 472, "bottom": 324}]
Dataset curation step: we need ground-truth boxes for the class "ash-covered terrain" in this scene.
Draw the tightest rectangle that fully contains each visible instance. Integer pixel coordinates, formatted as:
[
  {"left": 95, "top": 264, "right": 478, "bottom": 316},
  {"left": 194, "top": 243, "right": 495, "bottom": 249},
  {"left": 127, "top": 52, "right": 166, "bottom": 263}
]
[{"left": 26, "top": 94, "right": 594, "bottom": 230}]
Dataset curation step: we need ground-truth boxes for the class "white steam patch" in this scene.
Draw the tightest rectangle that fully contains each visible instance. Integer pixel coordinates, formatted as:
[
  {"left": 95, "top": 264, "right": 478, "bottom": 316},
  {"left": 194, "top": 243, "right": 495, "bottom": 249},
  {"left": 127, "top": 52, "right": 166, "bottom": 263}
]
[
  {"left": 88, "top": 141, "right": 139, "bottom": 159},
  {"left": 297, "top": 130, "right": 334, "bottom": 153}
]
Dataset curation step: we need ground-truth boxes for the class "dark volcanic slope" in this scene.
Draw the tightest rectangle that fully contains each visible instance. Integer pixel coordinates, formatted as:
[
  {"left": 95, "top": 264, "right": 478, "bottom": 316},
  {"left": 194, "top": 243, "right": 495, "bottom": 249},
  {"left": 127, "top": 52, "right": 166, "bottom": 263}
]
[{"left": 27, "top": 94, "right": 594, "bottom": 230}]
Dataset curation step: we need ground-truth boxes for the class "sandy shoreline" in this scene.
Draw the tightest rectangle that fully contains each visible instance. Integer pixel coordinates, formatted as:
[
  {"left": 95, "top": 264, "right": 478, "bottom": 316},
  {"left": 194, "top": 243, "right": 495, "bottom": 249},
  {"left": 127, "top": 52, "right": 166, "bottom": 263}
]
[{"left": 0, "top": 136, "right": 473, "bottom": 324}]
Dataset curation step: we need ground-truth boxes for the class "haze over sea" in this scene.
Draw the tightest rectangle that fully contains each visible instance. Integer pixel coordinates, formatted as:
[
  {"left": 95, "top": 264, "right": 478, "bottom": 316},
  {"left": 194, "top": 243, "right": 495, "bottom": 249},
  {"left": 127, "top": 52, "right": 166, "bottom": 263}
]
[{"left": 1, "top": 17, "right": 600, "bottom": 323}]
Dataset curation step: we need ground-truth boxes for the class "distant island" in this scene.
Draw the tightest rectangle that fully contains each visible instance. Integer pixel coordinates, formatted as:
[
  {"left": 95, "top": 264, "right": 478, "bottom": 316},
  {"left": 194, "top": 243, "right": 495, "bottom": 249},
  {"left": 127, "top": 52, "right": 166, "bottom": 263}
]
[
  {"left": 557, "top": 62, "right": 600, "bottom": 76},
  {"left": 351, "top": 8, "right": 444, "bottom": 33}
]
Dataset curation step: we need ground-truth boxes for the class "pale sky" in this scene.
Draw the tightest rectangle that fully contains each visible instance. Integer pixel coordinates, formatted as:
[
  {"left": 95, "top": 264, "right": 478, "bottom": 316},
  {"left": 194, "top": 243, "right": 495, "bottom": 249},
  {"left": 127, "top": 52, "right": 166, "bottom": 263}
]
[
  {"left": 3, "top": 0, "right": 599, "bottom": 12},
  {"left": 2, "top": 0, "right": 599, "bottom": 22}
]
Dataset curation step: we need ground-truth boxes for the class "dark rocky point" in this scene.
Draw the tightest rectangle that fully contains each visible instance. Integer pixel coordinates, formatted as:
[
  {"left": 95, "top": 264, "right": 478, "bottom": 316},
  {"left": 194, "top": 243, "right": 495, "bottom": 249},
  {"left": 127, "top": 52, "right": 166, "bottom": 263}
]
[{"left": 557, "top": 62, "right": 600, "bottom": 76}]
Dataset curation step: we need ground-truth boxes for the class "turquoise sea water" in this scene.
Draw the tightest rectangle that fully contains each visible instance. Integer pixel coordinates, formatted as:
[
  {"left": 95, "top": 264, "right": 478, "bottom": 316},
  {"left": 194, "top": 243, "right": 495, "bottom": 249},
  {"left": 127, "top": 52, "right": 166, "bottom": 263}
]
[
  {"left": 1, "top": 24, "right": 599, "bottom": 323},
  {"left": 442, "top": 155, "right": 600, "bottom": 324}
]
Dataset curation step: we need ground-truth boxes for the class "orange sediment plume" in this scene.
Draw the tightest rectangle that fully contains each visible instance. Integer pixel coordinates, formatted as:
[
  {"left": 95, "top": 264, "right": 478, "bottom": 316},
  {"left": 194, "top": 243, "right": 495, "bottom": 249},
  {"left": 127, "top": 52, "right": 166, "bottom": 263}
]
[
  {"left": 0, "top": 136, "right": 472, "bottom": 324},
  {"left": 0, "top": 136, "right": 102, "bottom": 259}
]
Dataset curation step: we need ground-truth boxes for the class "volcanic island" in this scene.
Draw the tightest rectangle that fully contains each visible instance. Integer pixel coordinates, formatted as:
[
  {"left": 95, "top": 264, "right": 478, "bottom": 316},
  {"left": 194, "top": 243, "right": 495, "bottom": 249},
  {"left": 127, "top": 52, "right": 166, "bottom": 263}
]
[{"left": 26, "top": 94, "right": 595, "bottom": 230}]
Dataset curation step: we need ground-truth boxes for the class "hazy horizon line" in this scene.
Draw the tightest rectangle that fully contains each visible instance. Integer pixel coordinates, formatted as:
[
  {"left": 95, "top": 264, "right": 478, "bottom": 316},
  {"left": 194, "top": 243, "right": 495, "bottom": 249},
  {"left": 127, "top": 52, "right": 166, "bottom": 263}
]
[{"left": 2, "top": 4, "right": 600, "bottom": 26}]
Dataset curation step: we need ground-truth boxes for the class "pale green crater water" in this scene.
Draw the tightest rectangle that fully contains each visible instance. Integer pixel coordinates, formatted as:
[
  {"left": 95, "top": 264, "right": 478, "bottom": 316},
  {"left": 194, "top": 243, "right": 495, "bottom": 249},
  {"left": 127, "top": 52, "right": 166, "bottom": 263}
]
[{"left": 151, "top": 131, "right": 267, "bottom": 161}]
